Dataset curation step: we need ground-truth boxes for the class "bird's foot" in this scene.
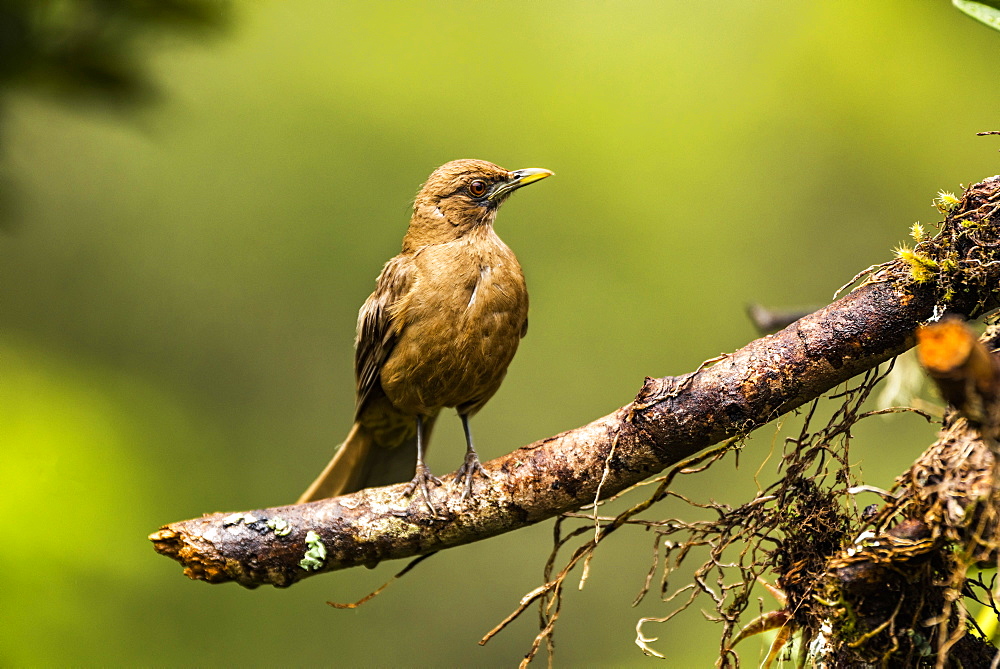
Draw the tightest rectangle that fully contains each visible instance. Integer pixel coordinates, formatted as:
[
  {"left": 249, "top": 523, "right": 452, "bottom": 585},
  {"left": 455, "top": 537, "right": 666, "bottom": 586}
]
[
  {"left": 455, "top": 452, "right": 490, "bottom": 501},
  {"left": 401, "top": 464, "right": 443, "bottom": 516}
]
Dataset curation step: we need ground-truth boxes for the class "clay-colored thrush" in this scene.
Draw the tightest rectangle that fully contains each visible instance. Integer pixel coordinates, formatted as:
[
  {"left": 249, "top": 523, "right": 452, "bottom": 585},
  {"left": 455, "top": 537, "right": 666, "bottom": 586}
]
[{"left": 298, "top": 159, "right": 552, "bottom": 510}]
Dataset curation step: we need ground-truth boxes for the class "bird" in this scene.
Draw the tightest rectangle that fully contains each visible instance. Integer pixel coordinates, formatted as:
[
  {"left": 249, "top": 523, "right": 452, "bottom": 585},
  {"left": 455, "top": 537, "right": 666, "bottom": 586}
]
[{"left": 297, "top": 159, "right": 553, "bottom": 512}]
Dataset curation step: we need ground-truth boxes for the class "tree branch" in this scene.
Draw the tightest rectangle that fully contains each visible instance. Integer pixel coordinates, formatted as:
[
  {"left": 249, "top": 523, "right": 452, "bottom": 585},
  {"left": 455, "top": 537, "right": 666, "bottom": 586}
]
[{"left": 150, "top": 175, "right": 1000, "bottom": 589}]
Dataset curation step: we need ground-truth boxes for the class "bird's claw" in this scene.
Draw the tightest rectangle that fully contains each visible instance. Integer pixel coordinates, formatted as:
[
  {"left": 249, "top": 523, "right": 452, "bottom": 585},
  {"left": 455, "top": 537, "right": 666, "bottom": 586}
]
[
  {"left": 455, "top": 452, "right": 490, "bottom": 501},
  {"left": 401, "top": 463, "right": 443, "bottom": 516}
]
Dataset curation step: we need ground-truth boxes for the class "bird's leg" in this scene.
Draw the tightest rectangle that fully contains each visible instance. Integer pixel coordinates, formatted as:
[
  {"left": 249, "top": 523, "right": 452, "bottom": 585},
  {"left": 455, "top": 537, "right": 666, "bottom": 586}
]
[
  {"left": 455, "top": 413, "right": 490, "bottom": 500},
  {"left": 402, "top": 414, "right": 442, "bottom": 514}
]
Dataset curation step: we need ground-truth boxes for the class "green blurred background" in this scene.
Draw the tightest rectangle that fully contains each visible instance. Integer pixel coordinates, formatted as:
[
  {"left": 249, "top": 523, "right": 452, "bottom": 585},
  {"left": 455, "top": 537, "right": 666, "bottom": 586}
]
[{"left": 2, "top": 1, "right": 999, "bottom": 666}]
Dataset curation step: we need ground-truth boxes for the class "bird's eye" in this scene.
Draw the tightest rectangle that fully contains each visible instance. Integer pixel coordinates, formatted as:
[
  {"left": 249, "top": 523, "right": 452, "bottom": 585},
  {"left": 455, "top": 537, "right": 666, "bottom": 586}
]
[{"left": 468, "top": 180, "right": 488, "bottom": 198}]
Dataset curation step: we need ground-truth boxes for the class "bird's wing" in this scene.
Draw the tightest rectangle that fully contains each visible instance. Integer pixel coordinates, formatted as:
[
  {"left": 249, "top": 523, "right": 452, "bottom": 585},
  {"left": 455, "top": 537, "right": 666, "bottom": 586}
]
[{"left": 354, "top": 253, "right": 415, "bottom": 416}]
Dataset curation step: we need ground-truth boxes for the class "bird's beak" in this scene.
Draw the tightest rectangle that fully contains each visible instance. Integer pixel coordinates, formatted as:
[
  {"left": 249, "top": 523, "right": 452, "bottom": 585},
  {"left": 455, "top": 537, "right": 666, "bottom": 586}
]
[{"left": 487, "top": 167, "right": 554, "bottom": 202}]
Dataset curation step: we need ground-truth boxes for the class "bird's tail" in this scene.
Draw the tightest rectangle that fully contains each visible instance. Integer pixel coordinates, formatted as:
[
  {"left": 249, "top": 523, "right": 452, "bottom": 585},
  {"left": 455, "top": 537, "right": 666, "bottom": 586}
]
[
  {"left": 297, "top": 423, "right": 373, "bottom": 503},
  {"left": 296, "top": 420, "right": 425, "bottom": 503}
]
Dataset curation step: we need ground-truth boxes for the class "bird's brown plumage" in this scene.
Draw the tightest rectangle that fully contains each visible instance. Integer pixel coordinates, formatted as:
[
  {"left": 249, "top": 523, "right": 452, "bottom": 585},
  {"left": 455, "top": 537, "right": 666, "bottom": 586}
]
[{"left": 298, "top": 159, "right": 552, "bottom": 507}]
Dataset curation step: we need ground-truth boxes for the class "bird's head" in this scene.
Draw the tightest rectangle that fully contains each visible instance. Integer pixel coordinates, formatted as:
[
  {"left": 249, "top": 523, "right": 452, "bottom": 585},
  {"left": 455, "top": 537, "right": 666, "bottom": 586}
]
[{"left": 404, "top": 159, "right": 552, "bottom": 248}]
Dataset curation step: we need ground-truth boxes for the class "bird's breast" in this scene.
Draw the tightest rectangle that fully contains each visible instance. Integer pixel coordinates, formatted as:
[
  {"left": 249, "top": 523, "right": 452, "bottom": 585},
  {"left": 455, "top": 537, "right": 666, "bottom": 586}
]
[{"left": 380, "top": 232, "right": 528, "bottom": 415}]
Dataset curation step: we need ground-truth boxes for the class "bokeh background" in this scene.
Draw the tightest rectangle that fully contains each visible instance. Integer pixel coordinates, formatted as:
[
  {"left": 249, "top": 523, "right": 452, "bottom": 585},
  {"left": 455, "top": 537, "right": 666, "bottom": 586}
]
[{"left": 3, "top": 1, "right": 1000, "bottom": 666}]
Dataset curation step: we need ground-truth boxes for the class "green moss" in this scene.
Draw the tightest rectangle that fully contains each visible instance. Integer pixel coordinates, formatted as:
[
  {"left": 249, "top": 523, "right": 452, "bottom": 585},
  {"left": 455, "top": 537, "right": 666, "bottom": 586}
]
[
  {"left": 934, "top": 190, "right": 960, "bottom": 214},
  {"left": 895, "top": 245, "right": 938, "bottom": 283}
]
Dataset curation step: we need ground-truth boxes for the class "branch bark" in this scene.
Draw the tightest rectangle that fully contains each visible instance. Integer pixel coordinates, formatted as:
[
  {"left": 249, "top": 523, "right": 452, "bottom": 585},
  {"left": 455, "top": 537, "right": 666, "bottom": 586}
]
[{"left": 150, "top": 175, "right": 1000, "bottom": 589}]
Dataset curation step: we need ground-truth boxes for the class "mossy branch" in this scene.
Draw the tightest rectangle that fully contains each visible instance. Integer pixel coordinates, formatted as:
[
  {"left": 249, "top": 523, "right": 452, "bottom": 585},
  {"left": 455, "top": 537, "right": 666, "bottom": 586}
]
[{"left": 150, "top": 175, "right": 1000, "bottom": 590}]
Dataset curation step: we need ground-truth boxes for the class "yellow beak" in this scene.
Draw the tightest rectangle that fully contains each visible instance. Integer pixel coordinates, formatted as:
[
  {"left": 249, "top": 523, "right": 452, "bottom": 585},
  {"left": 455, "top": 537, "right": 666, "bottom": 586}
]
[{"left": 487, "top": 168, "right": 554, "bottom": 201}]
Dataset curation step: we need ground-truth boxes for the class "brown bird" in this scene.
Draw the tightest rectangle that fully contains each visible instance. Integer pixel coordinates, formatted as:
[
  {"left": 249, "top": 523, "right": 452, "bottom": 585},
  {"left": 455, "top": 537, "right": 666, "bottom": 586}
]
[{"left": 298, "top": 159, "right": 553, "bottom": 511}]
